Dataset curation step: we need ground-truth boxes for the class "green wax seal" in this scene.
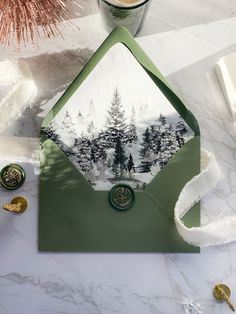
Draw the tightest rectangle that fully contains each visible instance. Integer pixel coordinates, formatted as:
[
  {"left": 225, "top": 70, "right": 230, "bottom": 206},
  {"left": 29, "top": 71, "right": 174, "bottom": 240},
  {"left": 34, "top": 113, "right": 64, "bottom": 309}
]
[
  {"left": 109, "top": 184, "right": 135, "bottom": 211},
  {"left": 0, "top": 164, "right": 25, "bottom": 190}
]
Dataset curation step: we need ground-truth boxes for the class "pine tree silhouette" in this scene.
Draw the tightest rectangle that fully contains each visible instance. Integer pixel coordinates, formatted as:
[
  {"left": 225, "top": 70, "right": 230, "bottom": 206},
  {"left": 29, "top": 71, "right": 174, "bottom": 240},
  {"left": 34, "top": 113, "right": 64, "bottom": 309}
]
[
  {"left": 175, "top": 118, "right": 187, "bottom": 147},
  {"left": 140, "top": 127, "right": 151, "bottom": 158},
  {"left": 62, "top": 110, "right": 72, "bottom": 128},
  {"left": 158, "top": 113, "right": 166, "bottom": 126},
  {"left": 91, "top": 138, "right": 107, "bottom": 163},
  {"left": 156, "top": 124, "right": 179, "bottom": 169},
  {"left": 127, "top": 153, "right": 135, "bottom": 174},
  {"left": 87, "top": 120, "right": 95, "bottom": 139},
  {"left": 127, "top": 106, "right": 138, "bottom": 144},
  {"left": 139, "top": 127, "right": 155, "bottom": 173},
  {"left": 176, "top": 117, "right": 187, "bottom": 135},
  {"left": 112, "top": 138, "right": 127, "bottom": 178},
  {"left": 77, "top": 110, "right": 83, "bottom": 118},
  {"left": 139, "top": 160, "right": 153, "bottom": 173},
  {"left": 105, "top": 88, "right": 128, "bottom": 147},
  {"left": 62, "top": 110, "right": 76, "bottom": 136},
  {"left": 73, "top": 136, "right": 92, "bottom": 172},
  {"left": 150, "top": 124, "right": 161, "bottom": 155},
  {"left": 43, "top": 124, "right": 61, "bottom": 145},
  {"left": 91, "top": 140, "right": 99, "bottom": 163},
  {"left": 142, "top": 182, "right": 147, "bottom": 190}
]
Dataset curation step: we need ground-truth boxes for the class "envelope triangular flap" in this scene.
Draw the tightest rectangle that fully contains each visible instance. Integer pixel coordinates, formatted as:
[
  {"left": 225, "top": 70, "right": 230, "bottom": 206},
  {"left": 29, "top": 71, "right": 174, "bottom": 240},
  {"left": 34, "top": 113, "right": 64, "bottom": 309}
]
[{"left": 39, "top": 27, "right": 200, "bottom": 253}]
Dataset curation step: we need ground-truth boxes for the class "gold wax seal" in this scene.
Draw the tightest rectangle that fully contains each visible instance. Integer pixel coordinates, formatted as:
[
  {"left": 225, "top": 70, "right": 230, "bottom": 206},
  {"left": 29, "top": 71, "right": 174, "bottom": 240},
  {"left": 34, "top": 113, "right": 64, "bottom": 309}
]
[
  {"left": 3, "top": 197, "right": 28, "bottom": 214},
  {"left": 213, "top": 284, "right": 235, "bottom": 312}
]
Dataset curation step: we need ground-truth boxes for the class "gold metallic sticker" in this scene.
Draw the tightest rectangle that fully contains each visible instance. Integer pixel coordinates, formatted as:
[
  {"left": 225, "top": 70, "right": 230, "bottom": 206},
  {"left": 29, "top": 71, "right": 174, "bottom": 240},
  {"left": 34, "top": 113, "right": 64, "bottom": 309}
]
[
  {"left": 213, "top": 284, "right": 235, "bottom": 312},
  {"left": 3, "top": 197, "right": 28, "bottom": 214}
]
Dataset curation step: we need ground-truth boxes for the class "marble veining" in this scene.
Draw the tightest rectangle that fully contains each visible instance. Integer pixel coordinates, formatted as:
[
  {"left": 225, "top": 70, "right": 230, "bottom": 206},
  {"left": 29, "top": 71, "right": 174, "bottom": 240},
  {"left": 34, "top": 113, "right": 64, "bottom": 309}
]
[{"left": 1, "top": 1, "right": 236, "bottom": 313}]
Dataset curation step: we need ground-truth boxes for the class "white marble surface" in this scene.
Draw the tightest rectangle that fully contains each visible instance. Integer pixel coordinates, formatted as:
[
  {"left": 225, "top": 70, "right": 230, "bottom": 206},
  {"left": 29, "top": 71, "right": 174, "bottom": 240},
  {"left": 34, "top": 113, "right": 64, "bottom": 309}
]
[{"left": 1, "top": 1, "right": 236, "bottom": 313}]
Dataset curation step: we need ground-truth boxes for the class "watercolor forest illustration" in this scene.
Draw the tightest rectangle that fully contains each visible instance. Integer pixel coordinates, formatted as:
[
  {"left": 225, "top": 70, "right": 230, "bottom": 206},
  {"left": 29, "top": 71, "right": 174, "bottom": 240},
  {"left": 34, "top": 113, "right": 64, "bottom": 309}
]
[
  {"left": 42, "top": 44, "right": 194, "bottom": 190},
  {"left": 43, "top": 87, "right": 193, "bottom": 190}
]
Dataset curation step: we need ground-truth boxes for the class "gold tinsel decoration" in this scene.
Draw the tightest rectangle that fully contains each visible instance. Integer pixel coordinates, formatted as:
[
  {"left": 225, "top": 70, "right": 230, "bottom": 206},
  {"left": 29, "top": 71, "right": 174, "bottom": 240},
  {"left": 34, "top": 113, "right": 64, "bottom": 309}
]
[{"left": 0, "top": 0, "right": 73, "bottom": 46}]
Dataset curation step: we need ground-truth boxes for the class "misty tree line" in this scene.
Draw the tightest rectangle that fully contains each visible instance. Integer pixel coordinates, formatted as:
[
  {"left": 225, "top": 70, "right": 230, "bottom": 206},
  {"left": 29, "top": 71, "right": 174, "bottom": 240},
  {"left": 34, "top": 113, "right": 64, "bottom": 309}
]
[{"left": 43, "top": 88, "right": 188, "bottom": 180}]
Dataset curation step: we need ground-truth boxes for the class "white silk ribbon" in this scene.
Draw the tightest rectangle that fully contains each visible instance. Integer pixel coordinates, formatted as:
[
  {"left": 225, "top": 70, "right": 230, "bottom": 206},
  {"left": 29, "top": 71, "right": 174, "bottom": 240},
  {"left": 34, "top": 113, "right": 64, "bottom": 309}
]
[
  {"left": 174, "top": 149, "right": 229, "bottom": 247},
  {"left": 0, "top": 60, "right": 39, "bottom": 163}
]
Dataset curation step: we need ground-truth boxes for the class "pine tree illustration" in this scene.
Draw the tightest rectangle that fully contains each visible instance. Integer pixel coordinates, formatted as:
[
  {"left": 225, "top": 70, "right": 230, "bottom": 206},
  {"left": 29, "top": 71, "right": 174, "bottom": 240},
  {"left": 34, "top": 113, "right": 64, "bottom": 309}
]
[
  {"left": 87, "top": 120, "right": 95, "bottom": 140},
  {"left": 176, "top": 117, "right": 187, "bottom": 135},
  {"left": 73, "top": 136, "right": 92, "bottom": 172},
  {"left": 91, "top": 138, "right": 107, "bottom": 163},
  {"left": 112, "top": 138, "right": 127, "bottom": 178},
  {"left": 91, "top": 140, "right": 99, "bottom": 163},
  {"left": 88, "top": 137, "right": 107, "bottom": 179},
  {"left": 105, "top": 88, "right": 128, "bottom": 147},
  {"left": 150, "top": 124, "right": 161, "bottom": 155},
  {"left": 156, "top": 124, "right": 179, "bottom": 169},
  {"left": 138, "top": 127, "right": 154, "bottom": 173},
  {"left": 139, "top": 127, "right": 151, "bottom": 158},
  {"left": 142, "top": 182, "right": 147, "bottom": 190},
  {"left": 42, "top": 124, "right": 61, "bottom": 145},
  {"left": 139, "top": 160, "right": 152, "bottom": 173},
  {"left": 127, "top": 153, "right": 135, "bottom": 175},
  {"left": 95, "top": 129, "right": 111, "bottom": 166},
  {"left": 62, "top": 110, "right": 72, "bottom": 128},
  {"left": 175, "top": 117, "right": 187, "bottom": 147},
  {"left": 158, "top": 113, "right": 167, "bottom": 126},
  {"left": 62, "top": 110, "right": 76, "bottom": 136},
  {"left": 127, "top": 106, "right": 138, "bottom": 144},
  {"left": 77, "top": 110, "right": 83, "bottom": 118}
]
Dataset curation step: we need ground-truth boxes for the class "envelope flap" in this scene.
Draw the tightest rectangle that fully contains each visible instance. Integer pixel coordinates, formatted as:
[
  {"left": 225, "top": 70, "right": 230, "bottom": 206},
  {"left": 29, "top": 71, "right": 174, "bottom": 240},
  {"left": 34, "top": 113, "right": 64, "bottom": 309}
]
[{"left": 41, "top": 27, "right": 199, "bottom": 136}]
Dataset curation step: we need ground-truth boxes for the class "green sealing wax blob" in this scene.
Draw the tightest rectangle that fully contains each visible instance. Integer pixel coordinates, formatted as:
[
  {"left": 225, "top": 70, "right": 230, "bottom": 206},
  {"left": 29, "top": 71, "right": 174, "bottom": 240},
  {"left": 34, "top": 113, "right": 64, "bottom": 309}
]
[
  {"left": 0, "top": 164, "right": 25, "bottom": 190},
  {"left": 109, "top": 184, "right": 135, "bottom": 211}
]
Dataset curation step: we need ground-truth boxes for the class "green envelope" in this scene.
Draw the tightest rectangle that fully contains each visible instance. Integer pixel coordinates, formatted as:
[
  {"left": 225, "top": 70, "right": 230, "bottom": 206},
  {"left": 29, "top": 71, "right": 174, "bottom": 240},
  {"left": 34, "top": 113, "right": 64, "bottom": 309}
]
[{"left": 39, "top": 27, "right": 200, "bottom": 253}]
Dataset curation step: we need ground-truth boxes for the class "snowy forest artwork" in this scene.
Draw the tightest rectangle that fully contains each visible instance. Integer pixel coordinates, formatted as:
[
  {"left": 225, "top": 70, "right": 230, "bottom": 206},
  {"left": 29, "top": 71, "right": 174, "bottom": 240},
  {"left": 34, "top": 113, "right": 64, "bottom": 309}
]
[{"left": 43, "top": 44, "right": 194, "bottom": 190}]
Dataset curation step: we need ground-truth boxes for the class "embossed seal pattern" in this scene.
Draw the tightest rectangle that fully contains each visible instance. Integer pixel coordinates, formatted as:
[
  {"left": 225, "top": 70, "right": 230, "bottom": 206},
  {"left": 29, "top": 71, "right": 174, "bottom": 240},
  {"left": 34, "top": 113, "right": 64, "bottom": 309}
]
[
  {"left": 0, "top": 164, "right": 25, "bottom": 190},
  {"left": 109, "top": 184, "right": 135, "bottom": 211}
]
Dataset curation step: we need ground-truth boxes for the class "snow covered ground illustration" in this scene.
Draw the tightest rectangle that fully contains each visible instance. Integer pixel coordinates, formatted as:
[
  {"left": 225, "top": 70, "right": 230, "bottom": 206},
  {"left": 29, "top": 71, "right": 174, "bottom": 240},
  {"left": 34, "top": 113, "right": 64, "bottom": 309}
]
[{"left": 43, "top": 44, "right": 194, "bottom": 190}]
